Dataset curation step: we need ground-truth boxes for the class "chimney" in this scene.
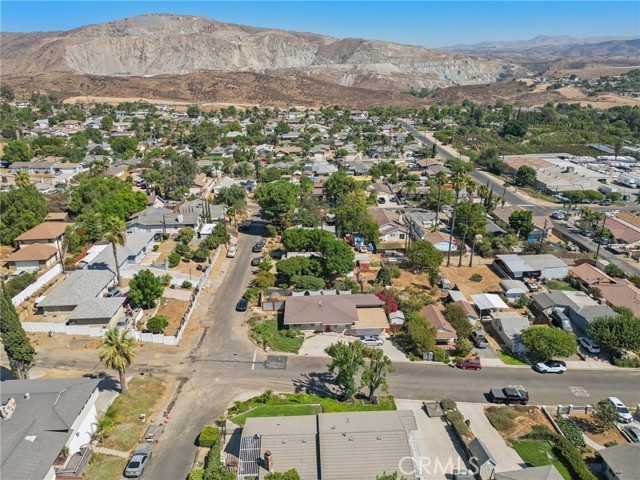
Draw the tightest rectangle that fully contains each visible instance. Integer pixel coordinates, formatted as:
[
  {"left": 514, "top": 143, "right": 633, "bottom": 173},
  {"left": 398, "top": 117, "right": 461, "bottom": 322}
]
[
  {"left": 0, "top": 398, "right": 16, "bottom": 419},
  {"left": 264, "top": 450, "right": 274, "bottom": 472}
]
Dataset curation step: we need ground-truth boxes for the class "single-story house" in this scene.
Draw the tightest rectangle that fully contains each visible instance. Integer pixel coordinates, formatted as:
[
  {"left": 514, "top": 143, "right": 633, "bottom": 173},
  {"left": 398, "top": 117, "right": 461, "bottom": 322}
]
[
  {"left": 453, "top": 300, "right": 479, "bottom": 325},
  {"left": 531, "top": 290, "right": 617, "bottom": 335},
  {"left": 423, "top": 231, "right": 458, "bottom": 253},
  {"left": 0, "top": 378, "right": 101, "bottom": 480},
  {"left": 367, "top": 207, "right": 408, "bottom": 242},
  {"left": 599, "top": 443, "right": 640, "bottom": 480},
  {"left": 490, "top": 312, "right": 529, "bottom": 354},
  {"left": 471, "top": 294, "right": 508, "bottom": 317},
  {"left": 85, "top": 232, "right": 155, "bottom": 274},
  {"left": 370, "top": 182, "right": 394, "bottom": 201},
  {"left": 127, "top": 207, "right": 200, "bottom": 234},
  {"left": 238, "top": 410, "right": 418, "bottom": 480},
  {"left": 467, "top": 438, "right": 497, "bottom": 480},
  {"left": 283, "top": 294, "right": 387, "bottom": 335},
  {"left": 494, "top": 254, "right": 568, "bottom": 280},
  {"left": 37, "top": 270, "right": 116, "bottom": 315},
  {"left": 15, "top": 222, "right": 71, "bottom": 251},
  {"left": 500, "top": 279, "right": 528, "bottom": 303},
  {"left": 496, "top": 465, "right": 564, "bottom": 480},
  {"left": 4, "top": 243, "right": 59, "bottom": 272},
  {"left": 571, "top": 263, "right": 640, "bottom": 317},
  {"left": 406, "top": 210, "right": 439, "bottom": 239},
  {"left": 190, "top": 173, "right": 216, "bottom": 198},
  {"left": 67, "top": 297, "right": 125, "bottom": 326},
  {"left": 421, "top": 305, "right": 457, "bottom": 348}
]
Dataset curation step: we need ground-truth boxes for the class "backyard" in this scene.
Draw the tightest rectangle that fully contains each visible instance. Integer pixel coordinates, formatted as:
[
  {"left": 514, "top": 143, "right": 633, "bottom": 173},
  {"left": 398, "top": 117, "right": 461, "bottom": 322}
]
[
  {"left": 154, "top": 298, "right": 191, "bottom": 336},
  {"left": 228, "top": 391, "right": 396, "bottom": 426},
  {"left": 545, "top": 279, "right": 577, "bottom": 291}
]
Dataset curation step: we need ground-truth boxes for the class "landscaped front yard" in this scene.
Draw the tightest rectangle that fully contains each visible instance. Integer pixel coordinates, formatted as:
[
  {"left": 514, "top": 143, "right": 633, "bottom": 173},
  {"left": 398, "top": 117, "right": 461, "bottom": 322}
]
[
  {"left": 83, "top": 453, "right": 127, "bottom": 480},
  {"left": 228, "top": 391, "right": 396, "bottom": 426},
  {"left": 249, "top": 317, "right": 304, "bottom": 353},
  {"left": 99, "top": 375, "right": 168, "bottom": 452},
  {"left": 498, "top": 350, "right": 529, "bottom": 365},
  {"left": 511, "top": 440, "right": 572, "bottom": 480}
]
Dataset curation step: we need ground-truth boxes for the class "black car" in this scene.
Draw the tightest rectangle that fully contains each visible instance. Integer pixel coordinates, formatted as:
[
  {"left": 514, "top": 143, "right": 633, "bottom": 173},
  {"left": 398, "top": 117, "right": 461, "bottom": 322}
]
[
  {"left": 236, "top": 298, "right": 249, "bottom": 312},
  {"left": 252, "top": 243, "right": 264, "bottom": 253},
  {"left": 251, "top": 257, "right": 261, "bottom": 266}
]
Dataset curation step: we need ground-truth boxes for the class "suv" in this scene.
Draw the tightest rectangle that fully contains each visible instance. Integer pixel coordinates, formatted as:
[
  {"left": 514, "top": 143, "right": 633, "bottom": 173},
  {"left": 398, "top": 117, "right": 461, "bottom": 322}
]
[
  {"left": 457, "top": 359, "right": 482, "bottom": 370},
  {"left": 599, "top": 199, "right": 613, "bottom": 206},
  {"left": 358, "top": 336, "right": 384, "bottom": 347},
  {"left": 252, "top": 242, "right": 264, "bottom": 253},
  {"left": 578, "top": 337, "right": 600, "bottom": 354},
  {"left": 608, "top": 397, "right": 633, "bottom": 423},
  {"left": 471, "top": 330, "right": 489, "bottom": 349}
]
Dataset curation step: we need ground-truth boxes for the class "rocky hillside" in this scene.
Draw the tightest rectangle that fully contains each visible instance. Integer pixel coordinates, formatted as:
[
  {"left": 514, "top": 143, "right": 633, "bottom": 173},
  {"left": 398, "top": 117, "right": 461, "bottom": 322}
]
[{"left": 1, "top": 13, "right": 517, "bottom": 90}]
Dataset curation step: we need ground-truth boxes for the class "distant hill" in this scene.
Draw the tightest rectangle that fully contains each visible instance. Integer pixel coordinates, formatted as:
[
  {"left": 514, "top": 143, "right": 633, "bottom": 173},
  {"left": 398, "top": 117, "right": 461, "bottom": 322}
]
[{"left": 0, "top": 13, "right": 517, "bottom": 92}]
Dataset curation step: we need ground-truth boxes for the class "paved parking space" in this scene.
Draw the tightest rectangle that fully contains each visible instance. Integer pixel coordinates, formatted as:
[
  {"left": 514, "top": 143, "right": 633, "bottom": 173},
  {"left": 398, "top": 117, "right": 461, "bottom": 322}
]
[
  {"left": 298, "top": 332, "right": 409, "bottom": 362},
  {"left": 396, "top": 399, "right": 468, "bottom": 480},
  {"left": 456, "top": 402, "right": 524, "bottom": 473}
]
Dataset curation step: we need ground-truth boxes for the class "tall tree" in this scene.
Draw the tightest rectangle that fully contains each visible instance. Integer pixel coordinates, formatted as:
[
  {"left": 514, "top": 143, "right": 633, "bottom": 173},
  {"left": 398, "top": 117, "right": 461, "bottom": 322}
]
[
  {"left": 407, "top": 240, "right": 444, "bottom": 286},
  {"left": 0, "top": 288, "right": 36, "bottom": 379},
  {"left": 102, "top": 216, "right": 127, "bottom": 286},
  {"left": 98, "top": 327, "right": 137, "bottom": 394},
  {"left": 325, "top": 341, "right": 365, "bottom": 400},
  {"left": 3, "top": 140, "right": 33, "bottom": 164},
  {"left": 509, "top": 210, "right": 534, "bottom": 240},
  {"left": 324, "top": 171, "right": 357, "bottom": 205},
  {"left": 0, "top": 185, "right": 49, "bottom": 245},
  {"left": 457, "top": 178, "right": 476, "bottom": 267},
  {"left": 361, "top": 347, "right": 394, "bottom": 401},
  {"left": 446, "top": 171, "right": 467, "bottom": 266},
  {"left": 14, "top": 170, "right": 31, "bottom": 188},
  {"left": 432, "top": 171, "right": 448, "bottom": 232},
  {"left": 520, "top": 326, "right": 577, "bottom": 362},
  {"left": 589, "top": 311, "right": 640, "bottom": 352},
  {"left": 255, "top": 180, "right": 301, "bottom": 226},
  {"left": 127, "top": 269, "right": 165, "bottom": 309}
]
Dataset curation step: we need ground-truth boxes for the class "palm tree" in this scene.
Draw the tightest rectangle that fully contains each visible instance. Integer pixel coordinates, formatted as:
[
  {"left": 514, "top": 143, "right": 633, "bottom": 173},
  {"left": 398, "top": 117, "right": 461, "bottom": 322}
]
[
  {"left": 446, "top": 171, "right": 467, "bottom": 267},
  {"left": 103, "top": 216, "right": 127, "bottom": 286},
  {"left": 433, "top": 171, "right": 448, "bottom": 232},
  {"left": 98, "top": 327, "right": 137, "bottom": 394},
  {"left": 14, "top": 170, "right": 30, "bottom": 188},
  {"left": 404, "top": 179, "right": 417, "bottom": 199},
  {"left": 458, "top": 179, "right": 477, "bottom": 267}
]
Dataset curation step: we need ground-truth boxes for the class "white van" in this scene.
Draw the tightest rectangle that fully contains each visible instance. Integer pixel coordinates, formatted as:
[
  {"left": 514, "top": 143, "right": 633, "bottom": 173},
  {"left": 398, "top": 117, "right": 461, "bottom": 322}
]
[{"left": 608, "top": 397, "right": 633, "bottom": 423}]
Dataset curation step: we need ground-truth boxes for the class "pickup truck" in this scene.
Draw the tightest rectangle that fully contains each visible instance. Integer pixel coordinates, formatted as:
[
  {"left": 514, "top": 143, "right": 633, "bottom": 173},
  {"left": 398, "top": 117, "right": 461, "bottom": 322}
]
[{"left": 489, "top": 387, "right": 529, "bottom": 405}]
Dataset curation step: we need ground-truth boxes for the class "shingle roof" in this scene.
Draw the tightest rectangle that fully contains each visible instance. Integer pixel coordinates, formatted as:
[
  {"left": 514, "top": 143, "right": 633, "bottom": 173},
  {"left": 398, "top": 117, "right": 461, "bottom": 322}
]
[
  {"left": 571, "top": 263, "right": 615, "bottom": 286},
  {"left": 496, "top": 465, "right": 564, "bottom": 480},
  {"left": 0, "top": 378, "right": 99, "bottom": 480},
  {"left": 37, "top": 270, "right": 114, "bottom": 309},
  {"left": 421, "top": 305, "right": 457, "bottom": 340},
  {"left": 598, "top": 443, "right": 640, "bottom": 478},
  {"left": 5, "top": 244, "right": 58, "bottom": 262},
  {"left": 68, "top": 297, "right": 125, "bottom": 321},
  {"left": 283, "top": 295, "right": 384, "bottom": 326},
  {"left": 15, "top": 223, "right": 70, "bottom": 241},
  {"left": 467, "top": 438, "right": 496, "bottom": 467},
  {"left": 87, "top": 232, "right": 154, "bottom": 272},
  {"left": 127, "top": 207, "right": 199, "bottom": 228}
]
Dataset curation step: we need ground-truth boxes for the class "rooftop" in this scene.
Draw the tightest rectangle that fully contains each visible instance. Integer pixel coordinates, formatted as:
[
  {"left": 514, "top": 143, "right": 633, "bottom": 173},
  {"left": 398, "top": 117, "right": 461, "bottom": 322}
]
[
  {"left": 37, "top": 270, "right": 115, "bottom": 309},
  {"left": 598, "top": 443, "right": 640, "bottom": 478},
  {"left": 5, "top": 244, "right": 58, "bottom": 263},
  {"left": 15, "top": 222, "right": 70, "bottom": 242},
  {"left": 283, "top": 294, "right": 384, "bottom": 326}
]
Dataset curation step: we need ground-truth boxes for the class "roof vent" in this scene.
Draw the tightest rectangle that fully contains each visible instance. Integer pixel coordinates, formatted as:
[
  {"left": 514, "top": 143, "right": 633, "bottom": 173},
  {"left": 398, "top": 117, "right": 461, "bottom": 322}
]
[
  {"left": 0, "top": 398, "right": 16, "bottom": 419},
  {"left": 24, "top": 393, "right": 30, "bottom": 400},
  {"left": 348, "top": 437, "right": 353, "bottom": 442},
  {"left": 377, "top": 436, "right": 382, "bottom": 441}
]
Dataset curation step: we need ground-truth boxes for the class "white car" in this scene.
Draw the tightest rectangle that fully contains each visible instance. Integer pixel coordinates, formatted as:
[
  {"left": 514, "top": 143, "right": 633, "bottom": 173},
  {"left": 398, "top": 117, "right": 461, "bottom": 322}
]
[
  {"left": 358, "top": 336, "right": 384, "bottom": 347},
  {"left": 578, "top": 337, "right": 601, "bottom": 354},
  {"left": 533, "top": 361, "right": 567, "bottom": 374},
  {"left": 608, "top": 397, "right": 633, "bottom": 423}
]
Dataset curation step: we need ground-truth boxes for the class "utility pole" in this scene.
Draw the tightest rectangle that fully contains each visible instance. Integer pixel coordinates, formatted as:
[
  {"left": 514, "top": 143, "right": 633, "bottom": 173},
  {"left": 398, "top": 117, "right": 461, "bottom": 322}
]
[
  {"left": 538, "top": 219, "right": 548, "bottom": 254},
  {"left": 595, "top": 214, "right": 608, "bottom": 261}
]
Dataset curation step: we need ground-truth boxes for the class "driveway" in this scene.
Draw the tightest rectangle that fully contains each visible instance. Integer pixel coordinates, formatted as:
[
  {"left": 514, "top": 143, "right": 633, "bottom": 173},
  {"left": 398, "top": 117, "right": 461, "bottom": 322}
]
[
  {"left": 298, "top": 331, "right": 409, "bottom": 363},
  {"left": 456, "top": 403, "right": 524, "bottom": 473},
  {"left": 395, "top": 399, "right": 467, "bottom": 479}
]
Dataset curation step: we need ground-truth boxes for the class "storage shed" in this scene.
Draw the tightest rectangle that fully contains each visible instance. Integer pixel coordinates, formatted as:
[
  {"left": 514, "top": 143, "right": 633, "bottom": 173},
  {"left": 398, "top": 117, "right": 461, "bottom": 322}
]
[{"left": 500, "top": 279, "right": 528, "bottom": 303}]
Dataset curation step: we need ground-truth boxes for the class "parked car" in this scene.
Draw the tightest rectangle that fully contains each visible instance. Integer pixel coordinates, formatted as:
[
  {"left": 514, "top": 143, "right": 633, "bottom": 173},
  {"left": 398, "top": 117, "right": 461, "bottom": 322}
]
[
  {"left": 533, "top": 360, "right": 567, "bottom": 374},
  {"left": 457, "top": 359, "right": 482, "bottom": 370},
  {"left": 252, "top": 243, "right": 264, "bottom": 253},
  {"left": 358, "top": 336, "right": 384, "bottom": 347},
  {"left": 105, "top": 289, "right": 122, "bottom": 298},
  {"left": 227, "top": 245, "right": 238, "bottom": 258},
  {"left": 471, "top": 330, "right": 489, "bottom": 349},
  {"left": 124, "top": 448, "right": 152, "bottom": 478},
  {"left": 624, "top": 425, "right": 640, "bottom": 442},
  {"left": 489, "top": 387, "right": 529, "bottom": 405},
  {"left": 608, "top": 397, "right": 633, "bottom": 423},
  {"left": 599, "top": 199, "right": 613, "bottom": 206},
  {"left": 251, "top": 257, "right": 261, "bottom": 266},
  {"left": 235, "top": 298, "right": 248, "bottom": 312},
  {"left": 578, "top": 337, "right": 601, "bottom": 354}
]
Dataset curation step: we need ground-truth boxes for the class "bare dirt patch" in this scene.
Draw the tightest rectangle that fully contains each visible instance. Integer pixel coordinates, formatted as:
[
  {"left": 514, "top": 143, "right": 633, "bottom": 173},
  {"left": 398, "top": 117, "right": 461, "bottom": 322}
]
[
  {"left": 439, "top": 260, "right": 502, "bottom": 298},
  {"left": 155, "top": 298, "right": 190, "bottom": 336},
  {"left": 486, "top": 406, "right": 555, "bottom": 441},
  {"left": 569, "top": 413, "right": 628, "bottom": 446}
]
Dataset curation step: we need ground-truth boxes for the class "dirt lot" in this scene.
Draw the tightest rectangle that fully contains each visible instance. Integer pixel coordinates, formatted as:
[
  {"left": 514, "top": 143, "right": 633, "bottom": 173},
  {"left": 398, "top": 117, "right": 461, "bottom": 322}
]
[
  {"left": 155, "top": 298, "right": 190, "bottom": 336},
  {"left": 439, "top": 260, "right": 502, "bottom": 298},
  {"left": 491, "top": 406, "right": 555, "bottom": 441},
  {"left": 570, "top": 413, "right": 628, "bottom": 446}
]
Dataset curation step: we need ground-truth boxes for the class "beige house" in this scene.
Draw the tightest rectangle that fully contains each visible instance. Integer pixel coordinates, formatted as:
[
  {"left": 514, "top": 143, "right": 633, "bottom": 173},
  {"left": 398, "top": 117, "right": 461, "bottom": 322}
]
[
  {"left": 15, "top": 222, "right": 71, "bottom": 251},
  {"left": 4, "top": 244, "right": 59, "bottom": 272}
]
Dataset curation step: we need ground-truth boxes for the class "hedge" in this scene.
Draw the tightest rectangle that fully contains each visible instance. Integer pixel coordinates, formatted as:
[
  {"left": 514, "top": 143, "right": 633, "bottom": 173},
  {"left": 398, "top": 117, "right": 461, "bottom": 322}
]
[
  {"left": 440, "top": 399, "right": 457, "bottom": 412},
  {"left": 552, "top": 436, "right": 597, "bottom": 480},
  {"left": 556, "top": 416, "right": 585, "bottom": 447},
  {"left": 446, "top": 410, "right": 469, "bottom": 436},
  {"left": 188, "top": 469, "right": 204, "bottom": 480},
  {"left": 203, "top": 436, "right": 234, "bottom": 480},
  {"left": 168, "top": 252, "right": 181, "bottom": 268},
  {"left": 199, "top": 426, "right": 220, "bottom": 448}
]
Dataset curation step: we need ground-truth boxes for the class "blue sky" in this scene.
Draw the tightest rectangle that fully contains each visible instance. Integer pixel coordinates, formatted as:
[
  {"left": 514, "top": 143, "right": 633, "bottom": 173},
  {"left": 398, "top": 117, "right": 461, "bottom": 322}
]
[{"left": 1, "top": 1, "right": 638, "bottom": 47}]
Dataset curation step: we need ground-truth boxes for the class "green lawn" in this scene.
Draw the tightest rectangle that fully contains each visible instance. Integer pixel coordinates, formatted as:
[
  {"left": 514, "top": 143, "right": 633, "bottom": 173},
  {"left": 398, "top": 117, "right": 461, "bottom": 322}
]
[
  {"left": 498, "top": 351, "right": 529, "bottom": 366},
  {"left": 229, "top": 392, "right": 396, "bottom": 426},
  {"left": 83, "top": 453, "right": 127, "bottom": 480},
  {"left": 545, "top": 280, "right": 577, "bottom": 291},
  {"left": 100, "top": 376, "right": 167, "bottom": 452},
  {"left": 511, "top": 440, "right": 572, "bottom": 480},
  {"left": 251, "top": 318, "right": 304, "bottom": 353}
]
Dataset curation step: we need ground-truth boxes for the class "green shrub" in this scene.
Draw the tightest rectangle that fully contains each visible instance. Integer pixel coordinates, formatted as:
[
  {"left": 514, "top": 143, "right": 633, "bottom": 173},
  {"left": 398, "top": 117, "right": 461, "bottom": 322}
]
[
  {"left": 556, "top": 416, "right": 585, "bottom": 447},
  {"left": 188, "top": 469, "right": 204, "bottom": 480},
  {"left": 605, "top": 441, "right": 618, "bottom": 448},
  {"left": 446, "top": 410, "right": 469, "bottom": 436},
  {"left": 243, "top": 287, "right": 260, "bottom": 302},
  {"left": 175, "top": 243, "right": 190, "bottom": 256},
  {"left": 526, "top": 425, "right": 557, "bottom": 441},
  {"left": 203, "top": 435, "right": 234, "bottom": 480},
  {"left": 168, "top": 252, "right": 181, "bottom": 268},
  {"left": 552, "top": 436, "right": 597, "bottom": 480},
  {"left": 389, "top": 266, "right": 402, "bottom": 279},
  {"left": 440, "top": 399, "right": 457, "bottom": 412},
  {"left": 485, "top": 406, "right": 520, "bottom": 432},
  {"left": 182, "top": 281, "right": 193, "bottom": 289},
  {"left": 257, "top": 389, "right": 273, "bottom": 404},
  {"left": 152, "top": 245, "right": 159, "bottom": 252},
  {"left": 266, "top": 225, "right": 278, "bottom": 237},
  {"left": 612, "top": 357, "right": 640, "bottom": 368},
  {"left": 198, "top": 427, "right": 220, "bottom": 448},
  {"left": 433, "top": 347, "right": 449, "bottom": 363},
  {"left": 4, "top": 272, "right": 38, "bottom": 298},
  {"left": 146, "top": 315, "right": 169, "bottom": 334},
  {"left": 470, "top": 273, "right": 483, "bottom": 282}
]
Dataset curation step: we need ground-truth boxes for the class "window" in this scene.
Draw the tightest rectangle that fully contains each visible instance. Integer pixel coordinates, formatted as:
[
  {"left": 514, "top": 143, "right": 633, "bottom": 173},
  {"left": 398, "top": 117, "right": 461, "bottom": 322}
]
[{"left": 399, "top": 234, "right": 406, "bottom": 239}]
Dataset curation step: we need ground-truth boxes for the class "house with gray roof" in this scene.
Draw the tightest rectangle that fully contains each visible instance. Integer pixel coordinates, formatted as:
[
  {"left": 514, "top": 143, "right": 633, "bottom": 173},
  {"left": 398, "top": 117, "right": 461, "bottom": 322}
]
[
  {"left": 0, "top": 378, "right": 100, "bottom": 480},
  {"left": 491, "top": 312, "right": 529, "bottom": 354},
  {"left": 127, "top": 207, "right": 200, "bottom": 234},
  {"left": 496, "top": 465, "right": 564, "bottom": 480},
  {"left": 84, "top": 232, "right": 154, "bottom": 273},
  {"left": 37, "top": 270, "right": 115, "bottom": 314},
  {"left": 237, "top": 410, "right": 419, "bottom": 480},
  {"left": 599, "top": 443, "right": 640, "bottom": 480}
]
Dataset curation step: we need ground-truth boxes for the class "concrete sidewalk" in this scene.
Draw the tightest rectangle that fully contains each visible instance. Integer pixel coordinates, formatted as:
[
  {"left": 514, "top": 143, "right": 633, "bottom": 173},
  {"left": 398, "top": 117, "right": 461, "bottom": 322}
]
[{"left": 480, "top": 357, "right": 635, "bottom": 371}]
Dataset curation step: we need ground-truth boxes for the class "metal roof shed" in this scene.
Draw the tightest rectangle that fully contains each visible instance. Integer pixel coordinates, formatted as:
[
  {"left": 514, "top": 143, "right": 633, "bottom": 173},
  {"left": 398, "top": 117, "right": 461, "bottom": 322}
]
[{"left": 471, "top": 294, "right": 508, "bottom": 313}]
